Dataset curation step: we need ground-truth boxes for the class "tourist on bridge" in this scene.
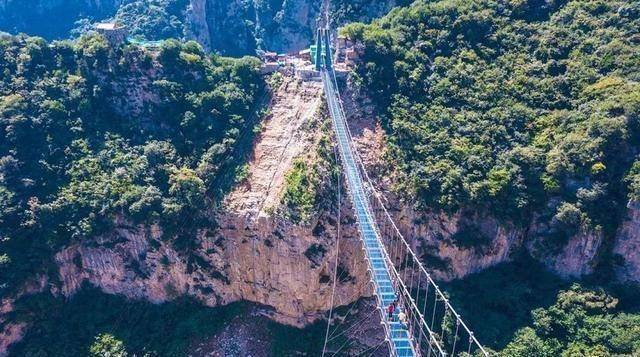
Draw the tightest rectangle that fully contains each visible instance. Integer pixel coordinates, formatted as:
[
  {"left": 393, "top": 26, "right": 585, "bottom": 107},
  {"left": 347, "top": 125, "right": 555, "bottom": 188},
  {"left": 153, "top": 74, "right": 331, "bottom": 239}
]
[
  {"left": 398, "top": 311, "right": 408, "bottom": 329},
  {"left": 387, "top": 302, "right": 395, "bottom": 321}
]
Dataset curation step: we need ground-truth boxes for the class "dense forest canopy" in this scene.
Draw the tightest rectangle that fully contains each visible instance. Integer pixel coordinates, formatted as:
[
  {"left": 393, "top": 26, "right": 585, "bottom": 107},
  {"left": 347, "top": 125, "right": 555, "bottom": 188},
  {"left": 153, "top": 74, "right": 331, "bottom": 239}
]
[
  {"left": 1, "top": 0, "right": 640, "bottom": 355},
  {"left": 0, "top": 33, "right": 264, "bottom": 294},
  {"left": 342, "top": 0, "right": 640, "bottom": 245}
]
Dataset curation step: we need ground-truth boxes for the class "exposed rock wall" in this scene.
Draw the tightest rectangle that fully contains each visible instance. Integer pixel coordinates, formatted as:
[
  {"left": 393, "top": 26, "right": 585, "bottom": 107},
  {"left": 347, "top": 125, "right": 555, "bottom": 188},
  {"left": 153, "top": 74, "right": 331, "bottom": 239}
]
[
  {"left": 527, "top": 224, "right": 604, "bottom": 279},
  {"left": 0, "top": 276, "right": 48, "bottom": 357},
  {"left": 55, "top": 212, "right": 370, "bottom": 327},
  {"left": 0, "top": 0, "right": 123, "bottom": 39},
  {"left": 168, "top": 0, "right": 323, "bottom": 55},
  {"left": 389, "top": 206, "right": 522, "bottom": 281},
  {"left": 186, "top": 0, "right": 212, "bottom": 50},
  {"left": 226, "top": 78, "right": 324, "bottom": 215},
  {"left": 613, "top": 201, "right": 640, "bottom": 282}
]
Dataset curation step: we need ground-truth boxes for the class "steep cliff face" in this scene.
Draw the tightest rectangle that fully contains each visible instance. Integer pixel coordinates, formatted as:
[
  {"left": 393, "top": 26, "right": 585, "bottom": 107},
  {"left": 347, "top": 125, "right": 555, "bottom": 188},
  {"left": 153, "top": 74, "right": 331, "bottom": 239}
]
[
  {"left": 186, "top": 0, "right": 212, "bottom": 50},
  {"left": 0, "top": 0, "right": 122, "bottom": 38},
  {"left": 613, "top": 201, "right": 640, "bottom": 282},
  {"left": 390, "top": 207, "right": 522, "bottom": 280},
  {"left": 186, "top": 0, "right": 321, "bottom": 55},
  {"left": 527, "top": 223, "right": 604, "bottom": 278},
  {"left": 185, "top": 0, "right": 256, "bottom": 56},
  {"left": 55, "top": 213, "right": 369, "bottom": 327},
  {"left": 50, "top": 76, "right": 370, "bottom": 327},
  {"left": 0, "top": 276, "right": 47, "bottom": 356}
]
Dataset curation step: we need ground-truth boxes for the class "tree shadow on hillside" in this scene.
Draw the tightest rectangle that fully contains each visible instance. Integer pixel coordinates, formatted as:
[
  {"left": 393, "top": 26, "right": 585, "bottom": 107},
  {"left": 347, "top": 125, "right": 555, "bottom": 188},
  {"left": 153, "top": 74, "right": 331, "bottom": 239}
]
[
  {"left": 9, "top": 285, "right": 325, "bottom": 356},
  {"left": 441, "top": 255, "right": 570, "bottom": 350},
  {"left": 210, "top": 86, "right": 272, "bottom": 203}
]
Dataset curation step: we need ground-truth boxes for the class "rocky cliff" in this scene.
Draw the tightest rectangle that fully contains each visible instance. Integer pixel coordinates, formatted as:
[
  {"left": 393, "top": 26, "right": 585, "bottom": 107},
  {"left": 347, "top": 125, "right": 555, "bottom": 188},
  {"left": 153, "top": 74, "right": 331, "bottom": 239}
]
[
  {"left": 54, "top": 212, "right": 369, "bottom": 327},
  {"left": 0, "top": 0, "right": 122, "bottom": 39},
  {"left": 186, "top": 0, "right": 323, "bottom": 55},
  {"left": 613, "top": 201, "right": 640, "bottom": 283}
]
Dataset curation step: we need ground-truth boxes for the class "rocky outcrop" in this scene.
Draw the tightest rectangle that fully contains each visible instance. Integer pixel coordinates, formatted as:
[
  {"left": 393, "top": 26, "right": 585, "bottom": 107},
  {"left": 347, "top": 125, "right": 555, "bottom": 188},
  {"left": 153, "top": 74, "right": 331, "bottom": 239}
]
[
  {"left": 55, "top": 212, "right": 369, "bottom": 327},
  {"left": 189, "top": 0, "right": 321, "bottom": 55},
  {"left": 186, "top": 0, "right": 212, "bottom": 50},
  {"left": 0, "top": 275, "right": 48, "bottom": 356},
  {"left": 613, "top": 201, "right": 640, "bottom": 282},
  {"left": 389, "top": 207, "right": 522, "bottom": 281},
  {"left": 0, "top": 322, "right": 25, "bottom": 357},
  {"left": 527, "top": 226, "right": 604, "bottom": 278},
  {"left": 226, "top": 78, "right": 324, "bottom": 215},
  {"left": 255, "top": 0, "right": 321, "bottom": 54}
]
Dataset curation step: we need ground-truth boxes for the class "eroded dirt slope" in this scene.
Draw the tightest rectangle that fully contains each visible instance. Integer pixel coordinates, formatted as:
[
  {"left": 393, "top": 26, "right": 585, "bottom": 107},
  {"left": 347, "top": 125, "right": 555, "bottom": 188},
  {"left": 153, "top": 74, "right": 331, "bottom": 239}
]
[{"left": 225, "top": 77, "right": 323, "bottom": 217}]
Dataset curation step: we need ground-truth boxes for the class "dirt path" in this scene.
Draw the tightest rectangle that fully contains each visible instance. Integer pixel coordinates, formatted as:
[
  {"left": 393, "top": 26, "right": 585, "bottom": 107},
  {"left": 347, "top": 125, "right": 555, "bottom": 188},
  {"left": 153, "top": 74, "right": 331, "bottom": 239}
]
[{"left": 225, "top": 77, "right": 323, "bottom": 217}]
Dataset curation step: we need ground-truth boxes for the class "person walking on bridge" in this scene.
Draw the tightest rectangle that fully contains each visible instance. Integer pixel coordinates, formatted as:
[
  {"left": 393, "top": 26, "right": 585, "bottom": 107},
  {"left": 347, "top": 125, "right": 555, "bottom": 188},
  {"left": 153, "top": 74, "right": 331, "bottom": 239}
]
[{"left": 398, "top": 311, "right": 408, "bottom": 329}]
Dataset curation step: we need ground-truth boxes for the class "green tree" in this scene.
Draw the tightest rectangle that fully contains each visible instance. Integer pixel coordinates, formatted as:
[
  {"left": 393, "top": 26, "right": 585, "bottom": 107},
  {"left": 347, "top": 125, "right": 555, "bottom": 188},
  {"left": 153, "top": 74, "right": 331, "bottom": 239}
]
[{"left": 89, "top": 333, "right": 128, "bottom": 357}]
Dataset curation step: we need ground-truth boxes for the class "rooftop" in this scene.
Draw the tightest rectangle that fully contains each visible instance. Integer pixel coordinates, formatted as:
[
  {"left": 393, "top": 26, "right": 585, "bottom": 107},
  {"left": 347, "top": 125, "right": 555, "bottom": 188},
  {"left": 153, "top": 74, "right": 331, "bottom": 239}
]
[{"left": 95, "top": 23, "right": 125, "bottom": 31}]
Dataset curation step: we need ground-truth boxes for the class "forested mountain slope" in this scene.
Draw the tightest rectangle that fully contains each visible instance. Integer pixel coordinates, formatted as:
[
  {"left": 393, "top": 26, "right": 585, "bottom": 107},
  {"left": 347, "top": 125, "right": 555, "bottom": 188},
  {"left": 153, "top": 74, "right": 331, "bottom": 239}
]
[
  {"left": 339, "top": 0, "right": 640, "bottom": 354},
  {"left": 343, "top": 0, "right": 639, "bottom": 263},
  {"left": 0, "top": 34, "right": 263, "bottom": 295}
]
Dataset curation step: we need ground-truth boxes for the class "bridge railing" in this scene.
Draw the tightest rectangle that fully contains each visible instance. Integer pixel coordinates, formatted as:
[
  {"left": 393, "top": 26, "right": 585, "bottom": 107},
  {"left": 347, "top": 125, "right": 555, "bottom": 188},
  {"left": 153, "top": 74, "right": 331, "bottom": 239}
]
[
  {"left": 371, "top": 193, "right": 489, "bottom": 356},
  {"left": 323, "top": 61, "right": 489, "bottom": 356}
]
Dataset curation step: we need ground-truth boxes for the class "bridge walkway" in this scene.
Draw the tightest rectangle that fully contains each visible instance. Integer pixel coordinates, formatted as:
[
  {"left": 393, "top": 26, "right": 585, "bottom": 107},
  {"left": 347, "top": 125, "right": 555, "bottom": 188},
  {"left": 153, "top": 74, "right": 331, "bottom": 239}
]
[{"left": 322, "top": 69, "right": 414, "bottom": 357}]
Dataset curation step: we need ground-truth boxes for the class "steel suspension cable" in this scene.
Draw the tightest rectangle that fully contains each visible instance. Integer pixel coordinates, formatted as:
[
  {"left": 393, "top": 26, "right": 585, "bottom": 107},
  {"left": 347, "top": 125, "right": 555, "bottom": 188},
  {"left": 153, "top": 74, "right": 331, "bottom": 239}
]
[{"left": 321, "top": 144, "right": 343, "bottom": 357}]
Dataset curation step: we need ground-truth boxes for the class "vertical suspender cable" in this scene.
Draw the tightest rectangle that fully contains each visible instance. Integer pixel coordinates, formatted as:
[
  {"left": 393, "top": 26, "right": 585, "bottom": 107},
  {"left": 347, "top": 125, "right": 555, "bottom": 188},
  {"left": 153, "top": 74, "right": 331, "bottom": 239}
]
[{"left": 322, "top": 129, "right": 342, "bottom": 357}]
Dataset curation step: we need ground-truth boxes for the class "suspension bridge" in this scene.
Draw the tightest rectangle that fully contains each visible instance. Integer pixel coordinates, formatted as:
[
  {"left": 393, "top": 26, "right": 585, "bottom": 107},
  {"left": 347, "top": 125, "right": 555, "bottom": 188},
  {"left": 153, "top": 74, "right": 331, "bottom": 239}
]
[{"left": 317, "top": 28, "right": 489, "bottom": 357}]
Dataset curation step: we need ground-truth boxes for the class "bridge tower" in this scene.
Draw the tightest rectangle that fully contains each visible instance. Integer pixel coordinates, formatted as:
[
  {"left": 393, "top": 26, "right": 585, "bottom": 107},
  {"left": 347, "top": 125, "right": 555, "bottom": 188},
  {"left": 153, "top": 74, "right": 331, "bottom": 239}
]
[
  {"left": 323, "top": 28, "right": 332, "bottom": 70},
  {"left": 315, "top": 28, "right": 323, "bottom": 71}
]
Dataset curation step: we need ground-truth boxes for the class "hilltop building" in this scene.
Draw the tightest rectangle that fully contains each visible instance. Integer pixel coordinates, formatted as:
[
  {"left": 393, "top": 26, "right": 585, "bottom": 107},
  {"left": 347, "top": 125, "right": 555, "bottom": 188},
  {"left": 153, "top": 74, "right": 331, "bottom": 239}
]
[{"left": 95, "top": 22, "right": 128, "bottom": 46}]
